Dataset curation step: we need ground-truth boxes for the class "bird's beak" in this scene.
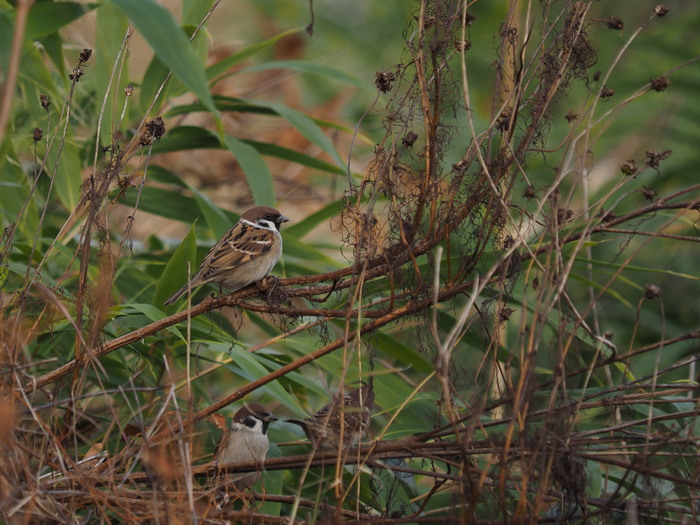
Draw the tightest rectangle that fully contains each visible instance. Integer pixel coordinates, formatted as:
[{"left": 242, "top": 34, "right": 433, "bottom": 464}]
[
  {"left": 266, "top": 415, "right": 279, "bottom": 422},
  {"left": 279, "top": 215, "right": 290, "bottom": 223}
]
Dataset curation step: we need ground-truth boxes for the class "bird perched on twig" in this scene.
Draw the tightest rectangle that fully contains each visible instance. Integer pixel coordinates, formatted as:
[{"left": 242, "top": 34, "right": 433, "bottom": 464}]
[
  {"left": 164, "top": 206, "right": 289, "bottom": 305},
  {"left": 286, "top": 382, "right": 374, "bottom": 450},
  {"left": 214, "top": 403, "right": 277, "bottom": 493}
]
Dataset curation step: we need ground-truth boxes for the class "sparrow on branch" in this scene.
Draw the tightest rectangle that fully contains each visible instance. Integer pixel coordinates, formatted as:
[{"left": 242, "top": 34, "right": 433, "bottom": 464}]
[
  {"left": 214, "top": 403, "right": 278, "bottom": 493},
  {"left": 164, "top": 206, "right": 289, "bottom": 305},
  {"left": 286, "top": 382, "right": 374, "bottom": 450}
]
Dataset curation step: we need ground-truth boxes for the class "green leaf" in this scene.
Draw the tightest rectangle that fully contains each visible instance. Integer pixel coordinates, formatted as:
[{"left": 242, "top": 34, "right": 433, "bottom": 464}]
[
  {"left": 223, "top": 135, "right": 275, "bottom": 207},
  {"left": 285, "top": 200, "right": 343, "bottom": 238},
  {"left": 241, "top": 59, "right": 373, "bottom": 93},
  {"left": 94, "top": 2, "right": 129, "bottom": 145},
  {"left": 245, "top": 99, "right": 346, "bottom": 170},
  {"left": 108, "top": 0, "right": 218, "bottom": 118},
  {"left": 25, "top": 2, "right": 98, "bottom": 41},
  {"left": 156, "top": 224, "right": 198, "bottom": 307},
  {"left": 118, "top": 304, "right": 184, "bottom": 340},
  {"left": 139, "top": 24, "right": 210, "bottom": 113},
  {"left": 47, "top": 141, "right": 82, "bottom": 211},
  {"left": 374, "top": 332, "right": 433, "bottom": 374},
  {"left": 0, "top": 153, "right": 38, "bottom": 240},
  {"left": 150, "top": 125, "right": 220, "bottom": 153},
  {"left": 242, "top": 139, "right": 345, "bottom": 175},
  {"left": 168, "top": 96, "right": 360, "bottom": 135},
  {"left": 219, "top": 344, "right": 305, "bottom": 416},
  {"left": 206, "top": 27, "right": 303, "bottom": 82},
  {"left": 153, "top": 124, "right": 345, "bottom": 175},
  {"left": 189, "top": 185, "right": 233, "bottom": 240},
  {"left": 182, "top": 0, "right": 214, "bottom": 26},
  {"left": 115, "top": 185, "right": 202, "bottom": 224}
]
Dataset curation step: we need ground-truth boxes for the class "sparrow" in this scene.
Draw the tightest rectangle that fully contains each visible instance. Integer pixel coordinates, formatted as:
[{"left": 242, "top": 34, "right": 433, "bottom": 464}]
[
  {"left": 286, "top": 382, "right": 374, "bottom": 451},
  {"left": 164, "top": 206, "right": 289, "bottom": 305},
  {"left": 214, "top": 403, "right": 278, "bottom": 493}
]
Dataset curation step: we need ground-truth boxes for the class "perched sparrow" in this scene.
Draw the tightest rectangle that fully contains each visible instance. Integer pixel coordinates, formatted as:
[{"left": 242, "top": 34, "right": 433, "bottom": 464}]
[
  {"left": 164, "top": 206, "right": 289, "bottom": 305},
  {"left": 286, "top": 382, "right": 374, "bottom": 450},
  {"left": 214, "top": 403, "right": 277, "bottom": 492}
]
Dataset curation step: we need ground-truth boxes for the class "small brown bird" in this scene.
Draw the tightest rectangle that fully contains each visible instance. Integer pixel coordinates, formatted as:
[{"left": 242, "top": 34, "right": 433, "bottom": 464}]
[
  {"left": 286, "top": 382, "right": 374, "bottom": 450},
  {"left": 214, "top": 403, "right": 277, "bottom": 492},
  {"left": 164, "top": 206, "right": 289, "bottom": 305}
]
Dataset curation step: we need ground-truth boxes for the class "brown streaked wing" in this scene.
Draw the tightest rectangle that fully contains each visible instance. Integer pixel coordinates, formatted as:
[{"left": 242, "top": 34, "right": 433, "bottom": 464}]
[{"left": 198, "top": 222, "right": 274, "bottom": 281}]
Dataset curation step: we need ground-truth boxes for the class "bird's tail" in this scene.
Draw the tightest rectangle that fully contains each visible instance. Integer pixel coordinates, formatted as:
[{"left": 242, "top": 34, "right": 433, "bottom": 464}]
[{"left": 163, "top": 285, "right": 188, "bottom": 306}]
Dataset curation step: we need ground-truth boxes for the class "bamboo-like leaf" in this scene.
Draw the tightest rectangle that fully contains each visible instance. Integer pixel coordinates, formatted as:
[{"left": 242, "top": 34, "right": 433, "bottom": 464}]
[
  {"left": 246, "top": 99, "right": 346, "bottom": 170},
  {"left": 223, "top": 135, "right": 275, "bottom": 207},
  {"left": 241, "top": 59, "right": 372, "bottom": 92},
  {"left": 156, "top": 224, "right": 198, "bottom": 307},
  {"left": 25, "top": 2, "right": 98, "bottom": 41},
  {"left": 206, "top": 27, "right": 303, "bottom": 82},
  {"left": 108, "top": 0, "right": 218, "bottom": 117}
]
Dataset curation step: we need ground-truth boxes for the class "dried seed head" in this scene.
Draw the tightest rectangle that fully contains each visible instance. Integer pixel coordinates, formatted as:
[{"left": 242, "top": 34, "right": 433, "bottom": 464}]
[
  {"left": 496, "top": 108, "right": 512, "bottom": 133},
  {"left": 645, "top": 149, "right": 672, "bottom": 169},
  {"left": 654, "top": 5, "right": 669, "bottom": 17},
  {"left": 557, "top": 208, "right": 573, "bottom": 224},
  {"left": 455, "top": 39, "right": 471, "bottom": 52},
  {"left": 79, "top": 48, "right": 92, "bottom": 64},
  {"left": 69, "top": 66, "right": 84, "bottom": 82},
  {"left": 40, "top": 94, "right": 51, "bottom": 109},
  {"left": 33, "top": 128, "right": 43, "bottom": 143},
  {"left": 139, "top": 117, "right": 166, "bottom": 146},
  {"left": 402, "top": 131, "right": 418, "bottom": 148},
  {"left": 452, "top": 159, "right": 468, "bottom": 173},
  {"left": 641, "top": 186, "right": 657, "bottom": 201},
  {"left": 607, "top": 16, "right": 624, "bottom": 30},
  {"left": 620, "top": 159, "right": 638, "bottom": 176},
  {"left": 650, "top": 76, "right": 671, "bottom": 92},
  {"left": 565, "top": 110, "right": 578, "bottom": 123},
  {"left": 499, "top": 307, "right": 515, "bottom": 323},
  {"left": 124, "top": 84, "right": 135, "bottom": 97},
  {"left": 600, "top": 86, "right": 615, "bottom": 99},
  {"left": 375, "top": 70, "right": 396, "bottom": 93},
  {"left": 644, "top": 284, "right": 661, "bottom": 299}
]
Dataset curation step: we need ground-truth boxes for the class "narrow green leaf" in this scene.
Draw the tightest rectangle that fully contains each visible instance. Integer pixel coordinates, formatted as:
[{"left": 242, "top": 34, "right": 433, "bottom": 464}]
[
  {"left": 25, "top": 2, "right": 98, "bottom": 40},
  {"left": 206, "top": 27, "right": 303, "bottom": 82},
  {"left": 95, "top": 2, "right": 129, "bottom": 145},
  {"left": 219, "top": 345, "right": 305, "bottom": 416},
  {"left": 151, "top": 125, "right": 345, "bottom": 175},
  {"left": 182, "top": 0, "right": 214, "bottom": 26},
  {"left": 116, "top": 185, "right": 202, "bottom": 224},
  {"left": 247, "top": 99, "right": 346, "bottom": 170},
  {"left": 47, "top": 141, "right": 82, "bottom": 211},
  {"left": 374, "top": 333, "right": 433, "bottom": 373},
  {"left": 39, "top": 32, "right": 66, "bottom": 77},
  {"left": 147, "top": 165, "right": 189, "bottom": 188},
  {"left": 168, "top": 97, "right": 361, "bottom": 135},
  {"left": 119, "top": 304, "right": 184, "bottom": 340},
  {"left": 156, "top": 224, "right": 198, "bottom": 307},
  {"left": 285, "top": 200, "right": 343, "bottom": 238},
  {"left": 223, "top": 135, "right": 275, "bottom": 206},
  {"left": 242, "top": 139, "right": 345, "bottom": 175},
  {"left": 140, "top": 25, "right": 210, "bottom": 113},
  {"left": 108, "top": 0, "right": 218, "bottom": 117},
  {"left": 189, "top": 185, "right": 233, "bottom": 240},
  {"left": 242, "top": 59, "right": 372, "bottom": 92},
  {"left": 150, "top": 125, "right": 220, "bottom": 154}
]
